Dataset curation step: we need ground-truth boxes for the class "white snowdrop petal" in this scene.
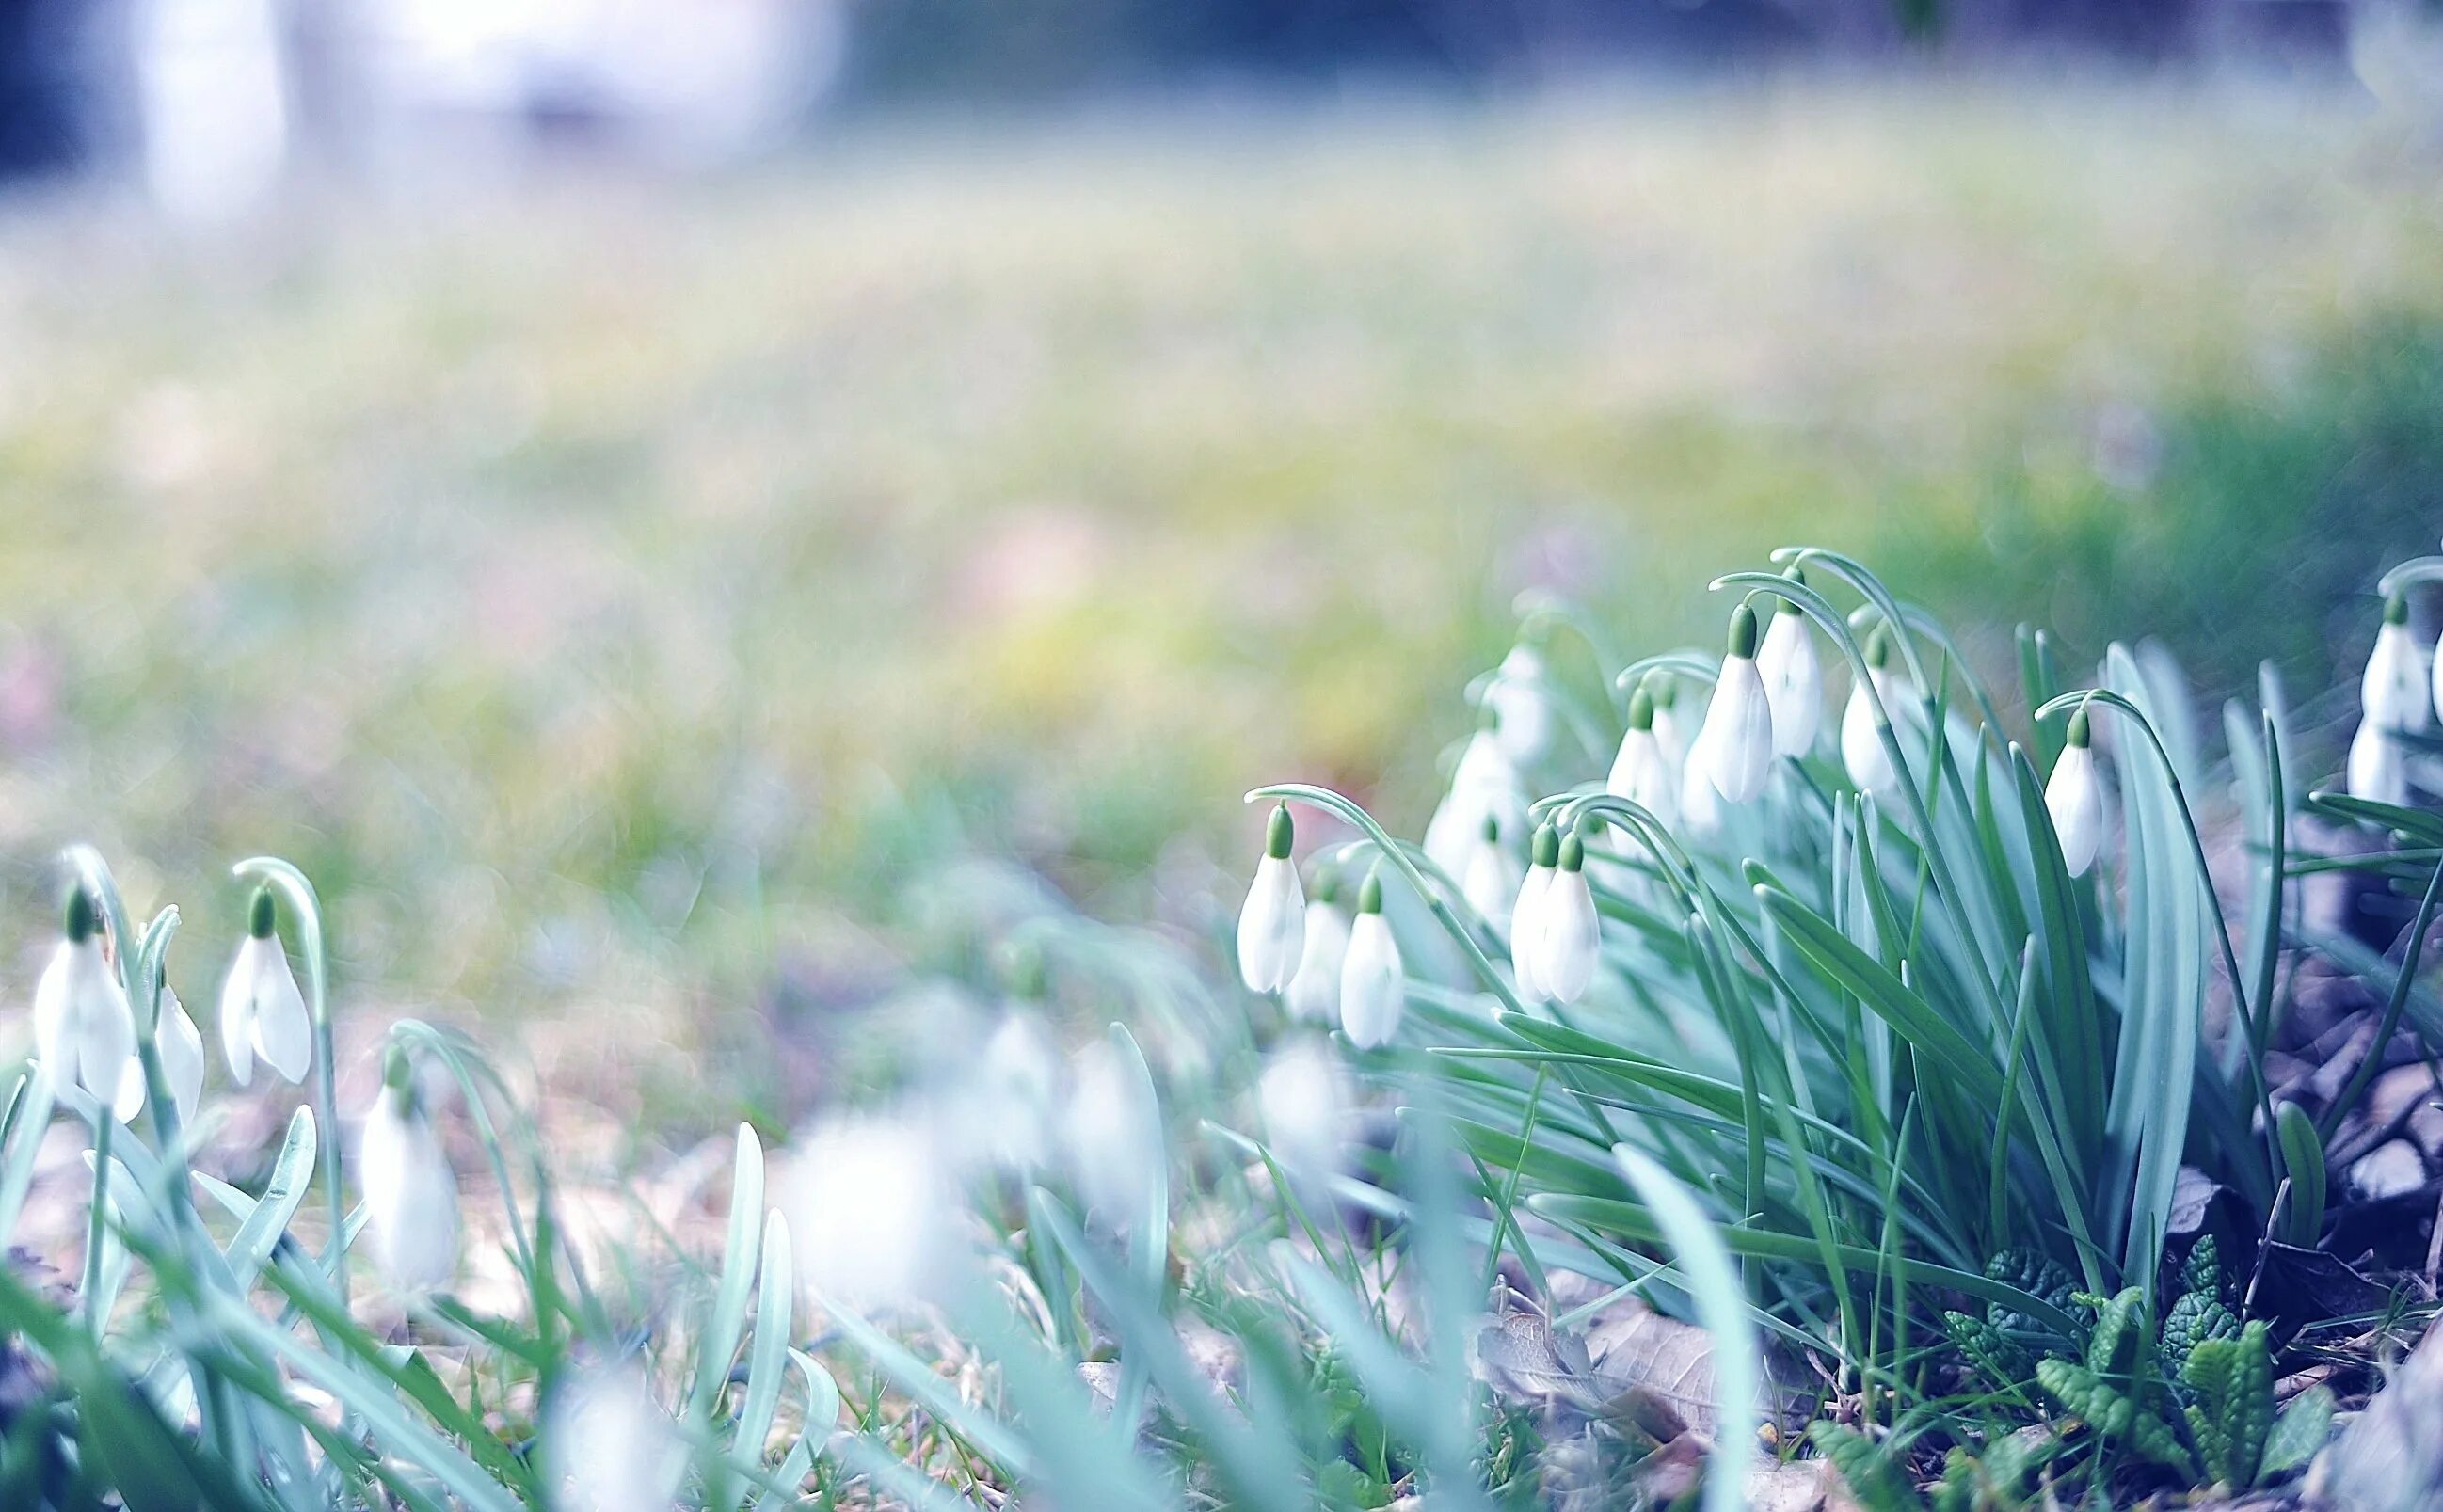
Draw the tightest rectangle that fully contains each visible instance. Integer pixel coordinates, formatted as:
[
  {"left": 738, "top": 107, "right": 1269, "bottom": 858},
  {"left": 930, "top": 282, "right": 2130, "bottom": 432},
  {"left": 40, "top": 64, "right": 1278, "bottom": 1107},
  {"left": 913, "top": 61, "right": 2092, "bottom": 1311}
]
[
  {"left": 1509, "top": 866, "right": 1553, "bottom": 999},
  {"left": 2364, "top": 621, "right": 2432, "bottom": 734},
  {"left": 246, "top": 941, "right": 313, "bottom": 1085},
  {"left": 1462, "top": 834, "right": 1523, "bottom": 936},
  {"left": 1842, "top": 675, "right": 1897, "bottom": 794},
  {"left": 1285, "top": 900, "right": 1350, "bottom": 1025},
  {"left": 786, "top": 1112, "right": 962, "bottom": 1310},
  {"left": 545, "top": 1364, "right": 688, "bottom": 1512},
  {"left": 1606, "top": 727, "right": 1679, "bottom": 828},
  {"left": 2044, "top": 744, "right": 2105, "bottom": 879},
  {"left": 1236, "top": 855, "right": 1306, "bottom": 995},
  {"left": 1758, "top": 611, "right": 1823, "bottom": 758},
  {"left": 1062, "top": 1041, "right": 1163, "bottom": 1224},
  {"left": 1339, "top": 914, "right": 1405, "bottom": 1049},
  {"left": 159, "top": 990, "right": 206, "bottom": 1127},
  {"left": 1258, "top": 1040, "right": 1350, "bottom": 1180},
  {"left": 362, "top": 1095, "right": 460, "bottom": 1294},
  {"left": 1541, "top": 872, "right": 1601, "bottom": 1005},
  {"left": 1703, "top": 656, "right": 1775, "bottom": 804},
  {"left": 2350, "top": 721, "right": 2409, "bottom": 807}
]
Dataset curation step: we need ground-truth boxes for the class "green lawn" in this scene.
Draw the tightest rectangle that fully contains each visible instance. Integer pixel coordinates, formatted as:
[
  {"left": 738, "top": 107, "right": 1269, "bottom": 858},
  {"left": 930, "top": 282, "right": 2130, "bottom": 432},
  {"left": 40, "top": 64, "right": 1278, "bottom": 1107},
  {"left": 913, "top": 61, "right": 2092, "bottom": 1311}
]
[{"left": 3, "top": 78, "right": 2440, "bottom": 1133}]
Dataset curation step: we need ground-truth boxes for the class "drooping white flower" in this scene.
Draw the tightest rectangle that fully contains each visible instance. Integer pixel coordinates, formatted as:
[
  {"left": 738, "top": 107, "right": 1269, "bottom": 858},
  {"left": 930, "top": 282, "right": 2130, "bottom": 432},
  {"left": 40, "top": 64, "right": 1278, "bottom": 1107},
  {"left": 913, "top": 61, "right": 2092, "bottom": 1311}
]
[
  {"left": 1701, "top": 604, "right": 1775, "bottom": 804},
  {"left": 154, "top": 980, "right": 205, "bottom": 1127},
  {"left": 1461, "top": 815, "right": 1525, "bottom": 935},
  {"left": 2350, "top": 718, "right": 2410, "bottom": 807},
  {"left": 1062, "top": 1038, "right": 1163, "bottom": 1224},
  {"left": 1339, "top": 867, "right": 1404, "bottom": 1049},
  {"left": 218, "top": 887, "right": 311, "bottom": 1086},
  {"left": 1649, "top": 678, "right": 1693, "bottom": 775},
  {"left": 1679, "top": 724, "right": 1725, "bottom": 836},
  {"left": 1237, "top": 804, "right": 1306, "bottom": 995},
  {"left": 1540, "top": 833, "right": 1601, "bottom": 1006},
  {"left": 1483, "top": 645, "right": 1554, "bottom": 766},
  {"left": 544, "top": 1361, "right": 688, "bottom": 1512},
  {"left": 786, "top": 1109, "right": 963, "bottom": 1309},
  {"left": 1258, "top": 1037, "right": 1351, "bottom": 1182},
  {"left": 1509, "top": 822, "right": 1558, "bottom": 999},
  {"left": 1424, "top": 727, "right": 1530, "bottom": 881},
  {"left": 1605, "top": 681, "right": 1679, "bottom": 828},
  {"left": 2045, "top": 709, "right": 2106, "bottom": 878},
  {"left": 360, "top": 1044, "right": 459, "bottom": 1295},
  {"left": 1842, "top": 624, "right": 1902, "bottom": 795},
  {"left": 1285, "top": 876, "right": 1351, "bottom": 1026},
  {"left": 973, "top": 1011, "right": 1062, "bottom": 1170},
  {"left": 1756, "top": 579, "right": 1822, "bottom": 759},
  {"left": 2363, "top": 592, "right": 2431, "bottom": 736},
  {"left": 33, "top": 889, "right": 139, "bottom": 1120}
]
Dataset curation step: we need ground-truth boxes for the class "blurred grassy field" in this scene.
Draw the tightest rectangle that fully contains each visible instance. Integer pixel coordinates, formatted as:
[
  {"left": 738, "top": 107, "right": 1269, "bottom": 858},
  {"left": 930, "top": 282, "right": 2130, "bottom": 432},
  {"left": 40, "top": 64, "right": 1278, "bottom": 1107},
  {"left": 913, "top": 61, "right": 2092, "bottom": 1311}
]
[{"left": 2, "top": 78, "right": 2441, "bottom": 1134}]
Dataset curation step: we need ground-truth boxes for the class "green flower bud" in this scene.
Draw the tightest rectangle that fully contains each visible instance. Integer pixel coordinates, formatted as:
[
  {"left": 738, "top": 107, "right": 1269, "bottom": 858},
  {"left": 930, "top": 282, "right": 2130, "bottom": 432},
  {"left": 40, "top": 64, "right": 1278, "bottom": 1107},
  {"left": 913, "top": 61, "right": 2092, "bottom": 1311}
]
[
  {"left": 2385, "top": 590, "right": 2410, "bottom": 627},
  {"left": 248, "top": 886, "right": 277, "bottom": 940},
  {"left": 2066, "top": 708, "right": 2091, "bottom": 749},
  {"left": 63, "top": 886, "right": 95, "bottom": 944},
  {"left": 1530, "top": 821, "right": 1559, "bottom": 869},
  {"left": 1727, "top": 603, "right": 1761, "bottom": 661},
  {"left": 1265, "top": 802, "right": 1295, "bottom": 861},
  {"left": 1627, "top": 684, "right": 1654, "bottom": 731},
  {"left": 1357, "top": 866, "right": 1384, "bottom": 915},
  {"left": 1557, "top": 834, "right": 1585, "bottom": 873}
]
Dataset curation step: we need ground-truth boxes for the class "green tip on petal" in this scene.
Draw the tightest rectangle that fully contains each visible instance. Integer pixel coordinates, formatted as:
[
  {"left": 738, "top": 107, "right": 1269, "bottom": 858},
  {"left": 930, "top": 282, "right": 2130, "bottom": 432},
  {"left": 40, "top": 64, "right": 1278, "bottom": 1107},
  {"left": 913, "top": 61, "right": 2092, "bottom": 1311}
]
[
  {"left": 1865, "top": 622, "right": 1894, "bottom": 670},
  {"left": 1778, "top": 563, "right": 1806, "bottom": 612},
  {"left": 2067, "top": 708, "right": 2092, "bottom": 748},
  {"left": 1357, "top": 867, "right": 1384, "bottom": 915},
  {"left": 1531, "top": 821, "right": 1560, "bottom": 868},
  {"left": 2385, "top": 591, "right": 2410, "bottom": 626},
  {"left": 62, "top": 886, "right": 95, "bottom": 944},
  {"left": 1627, "top": 685, "right": 1653, "bottom": 731},
  {"left": 1558, "top": 834, "right": 1586, "bottom": 872},
  {"left": 1480, "top": 813, "right": 1501, "bottom": 843},
  {"left": 1727, "top": 604, "right": 1760, "bottom": 660},
  {"left": 1265, "top": 803, "right": 1295, "bottom": 860},
  {"left": 247, "top": 886, "right": 277, "bottom": 940}
]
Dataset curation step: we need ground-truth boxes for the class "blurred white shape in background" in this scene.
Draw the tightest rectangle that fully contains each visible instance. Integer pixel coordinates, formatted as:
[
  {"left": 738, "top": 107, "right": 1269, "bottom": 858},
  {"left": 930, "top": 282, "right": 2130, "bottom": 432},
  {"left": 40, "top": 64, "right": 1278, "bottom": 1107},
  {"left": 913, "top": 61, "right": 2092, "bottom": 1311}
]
[{"left": 133, "top": 0, "right": 290, "bottom": 223}]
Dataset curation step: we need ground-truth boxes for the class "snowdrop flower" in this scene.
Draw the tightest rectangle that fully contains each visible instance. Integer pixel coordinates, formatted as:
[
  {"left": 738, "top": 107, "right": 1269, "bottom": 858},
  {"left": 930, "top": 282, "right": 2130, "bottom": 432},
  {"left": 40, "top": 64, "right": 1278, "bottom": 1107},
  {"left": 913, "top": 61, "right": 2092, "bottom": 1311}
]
[
  {"left": 2363, "top": 592, "right": 2431, "bottom": 736},
  {"left": 787, "top": 1110, "right": 963, "bottom": 1309},
  {"left": 1540, "top": 833, "right": 1601, "bottom": 1006},
  {"left": 544, "top": 1361, "right": 688, "bottom": 1512},
  {"left": 1756, "top": 571, "right": 1822, "bottom": 758},
  {"left": 218, "top": 887, "right": 311, "bottom": 1086},
  {"left": 1461, "top": 815, "right": 1525, "bottom": 935},
  {"left": 1285, "top": 870, "right": 1350, "bottom": 1025},
  {"left": 1605, "top": 681, "right": 1679, "bottom": 828},
  {"left": 152, "top": 972, "right": 206, "bottom": 1127},
  {"left": 1424, "top": 725, "right": 1530, "bottom": 881},
  {"left": 972, "top": 1011, "right": 1062, "bottom": 1170},
  {"left": 33, "top": 888, "right": 138, "bottom": 1120},
  {"left": 1237, "top": 804, "right": 1306, "bottom": 995},
  {"left": 1509, "top": 822, "right": 1559, "bottom": 1000},
  {"left": 1700, "top": 603, "right": 1775, "bottom": 804},
  {"left": 1258, "top": 1037, "right": 1350, "bottom": 1182},
  {"left": 1339, "top": 867, "right": 1404, "bottom": 1049},
  {"left": 2350, "top": 717, "right": 2410, "bottom": 806},
  {"left": 1842, "top": 623, "right": 1902, "bottom": 795},
  {"left": 2045, "top": 708, "right": 2106, "bottom": 878},
  {"left": 1649, "top": 677, "right": 1693, "bottom": 774},
  {"left": 360, "top": 1044, "right": 459, "bottom": 1294},
  {"left": 1062, "top": 1038, "right": 1163, "bottom": 1224},
  {"left": 1483, "top": 645, "right": 1553, "bottom": 765},
  {"left": 1679, "top": 726, "right": 1725, "bottom": 837}
]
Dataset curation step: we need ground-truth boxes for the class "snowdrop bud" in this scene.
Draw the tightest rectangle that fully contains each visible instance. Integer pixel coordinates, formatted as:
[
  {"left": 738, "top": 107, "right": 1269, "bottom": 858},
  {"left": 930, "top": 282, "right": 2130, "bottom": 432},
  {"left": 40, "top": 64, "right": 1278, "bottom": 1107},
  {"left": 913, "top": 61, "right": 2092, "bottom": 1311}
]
[
  {"left": 2045, "top": 709, "right": 2106, "bottom": 878},
  {"left": 1702, "top": 604, "right": 1775, "bottom": 804},
  {"left": 218, "top": 887, "right": 311, "bottom": 1087},
  {"left": 1462, "top": 814, "right": 1524, "bottom": 935},
  {"left": 1425, "top": 727, "right": 1528, "bottom": 880},
  {"left": 2365, "top": 592, "right": 2432, "bottom": 736},
  {"left": 2349, "top": 718, "right": 2409, "bottom": 807},
  {"left": 34, "top": 888, "right": 138, "bottom": 1120},
  {"left": 1843, "top": 624, "right": 1900, "bottom": 795},
  {"left": 153, "top": 973, "right": 205, "bottom": 1127},
  {"left": 1258, "top": 1037, "right": 1351, "bottom": 1182},
  {"left": 788, "top": 1111, "right": 963, "bottom": 1309},
  {"left": 1285, "top": 871, "right": 1351, "bottom": 1025},
  {"left": 1339, "top": 867, "right": 1404, "bottom": 1049},
  {"left": 1510, "top": 823, "right": 1558, "bottom": 999},
  {"left": 360, "top": 1045, "right": 459, "bottom": 1295},
  {"left": 974, "top": 1011, "right": 1062, "bottom": 1170},
  {"left": 1486, "top": 645, "right": 1553, "bottom": 765},
  {"left": 545, "top": 1362, "right": 688, "bottom": 1512},
  {"left": 1606, "top": 682, "right": 1679, "bottom": 827},
  {"left": 1541, "top": 834, "right": 1601, "bottom": 1005},
  {"left": 1237, "top": 804, "right": 1306, "bottom": 995},
  {"left": 1757, "top": 570, "right": 1822, "bottom": 758}
]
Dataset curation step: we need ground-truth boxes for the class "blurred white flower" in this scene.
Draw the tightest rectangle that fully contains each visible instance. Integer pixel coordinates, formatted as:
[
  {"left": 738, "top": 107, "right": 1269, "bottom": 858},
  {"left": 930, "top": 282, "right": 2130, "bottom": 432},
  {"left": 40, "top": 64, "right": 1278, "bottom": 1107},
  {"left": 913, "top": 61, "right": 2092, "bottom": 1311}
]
[
  {"left": 1284, "top": 879, "right": 1350, "bottom": 1026},
  {"left": 1649, "top": 678, "right": 1693, "bottom": 775},
  {"left": 1424, "top": 728, "right": 1529, "bottom": 881},
  {"left": 786, "top": 1111, "right": 961, "bottom": 1310},
  {"left": 360, "top": 1044, "right": 459, "bottom": 1295},
  {"left": 2350, "top": 718, "right": 2410, "bottom": 807},
  {"left": 2045, "top": 712, "right": 2106, "bottom": 879},
  {"left": 34, "top": 889, "right": 139, "bottom": 1120},
  {"left": 1541, "top": 834, "right": 1601, "bottom": 1006},
  {"left": 1483, "top": 645, "right": 1553, "bottom": 765},
  {"left": 2364, "top": 593, "right": 2432, "bottom": 735},
  {"left": 1757, "top": 588, "right": 1822, "bottom": 758},
  {"left": 1842, "top": 626, "right": 1902, "bottom": 796},
  {"left": 1257, "top": 1037, "right": 1350, "bottom": 1182},
  {"left": 1701, "top": 605, "right": 1775, "bottom": 804},
  {"left": 1605, "top": 681, "right": 1679, "bottom": 828},
  {"left": 1509, "top": 823, "right": 1557, "bottom": 1000},
  {"left": 218, "top": 888, "right": 311, "bottom": 1086},
  {"left": 544, "top": 1361, "right": 687, "bottom": 1512},
  {"left": 1063, "top": 1037, "right": 1163, "bottom": 1223},
  {"left": 971, "top": 1011, "right": 1062, "bottom": 1170},
  {"left": 1237, "top": 804, "right": 1306, "bottom": 995},
  {"left": 1461, "top": 815, "right": 1524, "bottom": 936},
  {"left": 154, "top": 982, "right": 205, "bottom": 1127},
  {"left": 1338, "top": 868, "right": 1404, "bottom": 1049}
]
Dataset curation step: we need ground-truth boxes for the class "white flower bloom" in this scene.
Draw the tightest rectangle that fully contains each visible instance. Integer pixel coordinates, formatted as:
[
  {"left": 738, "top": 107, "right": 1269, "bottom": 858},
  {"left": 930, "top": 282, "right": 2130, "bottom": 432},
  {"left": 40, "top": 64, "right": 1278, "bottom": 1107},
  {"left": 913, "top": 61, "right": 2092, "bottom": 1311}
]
[
  {"left": 786, "top": 1110, "right": 962, "bottom": 1309},
  {"left": 1484, "top": 645, "right": 1553, "bottom": 765},
  {"left": 34, "top": 890, "right": 139, "bottom": 1121},
  {"left": 545, "top": 1362, "right": 688, "bottom": 1512},
  {"left": 1701, "top": 606, "right": 1775, "bottom": 804},
  {"left": 155, "top": 983, "right": 205, "bottom": 1127},
  {"left": 1679, "top": 726, "right": 1725, "bottom": 836},
  {"left": 1461, "top": 815, "right": 1524, "bottom": 935},
  {"left": 1237, "top": 805, "right": 1306, "bottom": 994},
  {"left": 1541, "top": 834, "right": 1601, "bottom": 1006},
  {"left": 1509, "top": 825, "right": 1557, "bottom": 1000},
  {"left": 1338, "top": 869, "right": 1404, "bottom": 1049},
  {"left": 1606, "top": 682, "right": 1679, "bottom": 828},
  {"left": 970, "top": 1011, "right": 1062, "bottom": 1170},
  {"left": 2363, "top": 595, "right": 2431, "bottom": 735},
  {"left": 1650, "top": 680, "right": 1693, "bottom": 774},
  {"left": 1842, "top": 626, "right": 1902, "bottom": 795},
  {"left": 1424, "top": 729, "right": 1529, "bottom": 880},
  {"left": 360, "top": 1047, "right": 459, "bottom": 1295},
  {"left": 1062, "top": 1038, "right": 1163, "bottom": 1223},
  {"left": 1258, "top": 1038, "right": 1350, "bottom": 1181},
  {"left": 2350, "top": 719, "right": 2410, "bottom": 807},
  {"left": 2045, "top": 713, "right": 2106, "bottom": 878},
  {"left": 1757, "top": 593, "right": 1822, "bottom": 758},
  {"left": 218, "top": 889, "right": 311, "bottom": 1086},
  {"left": 1285, "top": 886, "right": 1350, "bottom": 1025}
]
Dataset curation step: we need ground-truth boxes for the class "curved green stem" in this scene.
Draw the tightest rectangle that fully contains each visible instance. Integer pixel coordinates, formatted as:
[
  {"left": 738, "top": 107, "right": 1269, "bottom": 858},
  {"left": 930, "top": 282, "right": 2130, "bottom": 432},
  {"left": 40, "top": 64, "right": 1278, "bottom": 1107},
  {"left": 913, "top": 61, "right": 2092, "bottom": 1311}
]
[{"left": 232, "top": 857, "right": 348, "bottom": 1307}]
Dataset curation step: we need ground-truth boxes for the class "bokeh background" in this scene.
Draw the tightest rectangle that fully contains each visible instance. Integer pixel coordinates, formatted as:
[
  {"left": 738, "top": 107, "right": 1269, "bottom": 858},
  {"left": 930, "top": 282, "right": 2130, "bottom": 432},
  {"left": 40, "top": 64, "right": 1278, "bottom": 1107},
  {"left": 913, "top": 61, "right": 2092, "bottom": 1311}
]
[{"left": 3, "top": 0, "right": 2442, "bottom": 1150}]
